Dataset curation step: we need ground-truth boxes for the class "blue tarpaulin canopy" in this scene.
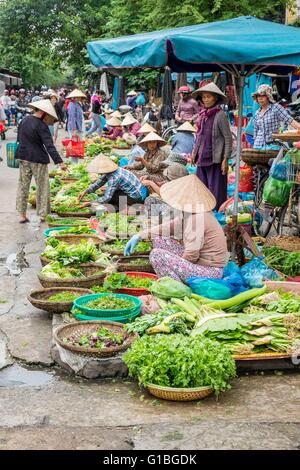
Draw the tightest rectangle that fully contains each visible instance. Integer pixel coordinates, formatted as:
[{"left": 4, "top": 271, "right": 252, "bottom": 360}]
[
  {"left": 87, "top": 16, "right": 300, "bottom": 73},
  {"left": 87, "top": 16, "right": 300, "bottom": 239}
]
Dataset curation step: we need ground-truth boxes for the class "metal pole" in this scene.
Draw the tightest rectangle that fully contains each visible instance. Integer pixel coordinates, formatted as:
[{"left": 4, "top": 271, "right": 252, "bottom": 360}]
[{"left": 233, "top": 74, "right": 245, "bottom": 218}]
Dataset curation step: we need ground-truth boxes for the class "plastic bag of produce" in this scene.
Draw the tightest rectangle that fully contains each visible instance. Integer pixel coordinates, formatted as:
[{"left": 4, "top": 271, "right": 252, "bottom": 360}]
[
  {"left": 269, "top": 158, "right": 289, "bottom": 181},
  {"left": 240, "top": 256, "right": 279, "bottom": 288},
  {"left": 150, "top": 277, "right": 192, "bottom": 300},
  {"left": 239, "top": 163, "right": 253, "bottom": 192},
  {"left": 263, "top": 176, "right": 292, "bottom": 207},
  {"left": 186, "top": 277, "right": 232, "bottom": 299}
]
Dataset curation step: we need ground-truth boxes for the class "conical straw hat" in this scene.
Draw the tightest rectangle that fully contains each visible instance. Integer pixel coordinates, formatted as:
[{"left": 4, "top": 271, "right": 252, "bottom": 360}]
[
  {"left": 160, "top": 174, "right": 216, "bottom": 213},
  {"left": 87, "top": 154, "right": 118, "bottom": 174},
  {"left": 127, "top": 90, "right": 137, "bottom": 96},
  {"left": 66, "top": 89, "right": 86, "bottom": 99},
  {"left": 111, "top": 110, "right": 122, "bottom": 119},
  {"left": 28, "top": 99, "right": 58, "bottom": 120},
  {"left": 121, "top": 113, "right": 138, "bottom": 127},
  {"left": 139, "top": 132, "right": 166, "bottom": 148},
  {"left": 192, "top": 82, "right": 227, "bottom": 104},
  {"left": 137, "top": 123, "right": 156, "bottom": 134},
  {"left": 177, "top": 122, "right": 196, "bottom": 133},
  {"left": 106, "top": 116, "right": 122, "bottom": 127}
]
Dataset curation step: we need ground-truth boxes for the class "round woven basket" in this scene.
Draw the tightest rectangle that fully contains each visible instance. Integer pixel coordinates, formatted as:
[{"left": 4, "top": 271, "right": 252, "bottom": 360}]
[
  {"left": 264, "top": 235, "right": 300, "bottom": 253},
  {"left": 61, "top": 177, "right": 79, "bottom": 184},
  {"left": 51, "top": 234, "right": 104, "bottom": 246},
  {"left": 37, "top": 265, "right": 106, "bottom": 289},
  {"left": 47, "top": 218, "right": 89, "bottom": 228},
  {"left": 40, "top": 255, "right": 51, "bottom": 267},
  {"left": 117, "top": 256, "right": 154, "bottom": 274},
  {"left": 241, "top": 148, "right": 280, "bottom": 167},
  {"left": 56, "top": 210, "right": 95, "bottom": 218},
  {"left": 28, "top": 287, "right": 93, "bottom": 314},
  {"left": 146, "top": 384, "right": 213, "bottom": 401},
  {"left": 53, "top": 320, "right": 138, "bottom": 357}
]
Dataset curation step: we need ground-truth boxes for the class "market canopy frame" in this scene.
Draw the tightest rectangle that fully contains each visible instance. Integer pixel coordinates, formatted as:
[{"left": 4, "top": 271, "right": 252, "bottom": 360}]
[{"left": 87, "top": 16, "right": 300, "bottom": 221}]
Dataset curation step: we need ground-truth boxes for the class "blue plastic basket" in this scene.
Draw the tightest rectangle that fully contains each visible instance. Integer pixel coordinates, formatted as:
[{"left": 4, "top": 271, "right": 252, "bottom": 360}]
[
  {"left": 43, "top": 227, "right": 97, "bottom": 237},
  {"left": 74, "top": 293, "right": 142, "bottom": 317},
  {"left": 6, "top": 142, "right": 19, "bottom": 169}
]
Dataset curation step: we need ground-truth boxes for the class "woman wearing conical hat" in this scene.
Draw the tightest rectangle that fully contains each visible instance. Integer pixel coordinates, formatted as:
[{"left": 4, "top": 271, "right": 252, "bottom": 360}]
[
  {"left": 124, "top": 175, "right": 228, "bottom": 282},
  {"left": 125, "top": 132, "right": 167, "bottom": 184},
  {"left": 102, "top": 116, "right": 123, "bottom": 141},
  {"left": 191, "top": 83, "right": 232, "bottom": 210}
]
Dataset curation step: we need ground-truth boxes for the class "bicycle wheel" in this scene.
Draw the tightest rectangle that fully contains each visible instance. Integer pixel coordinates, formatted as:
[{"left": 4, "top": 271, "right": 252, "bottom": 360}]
[
  {"left": 254, "top": 170, "right": 269, "bottom": 208},
  {"left": 277, "top": 189, "right": 300, "bottom": 236},
  {"left": 162, "top": 126, "right": 177, "bottom": 141}
]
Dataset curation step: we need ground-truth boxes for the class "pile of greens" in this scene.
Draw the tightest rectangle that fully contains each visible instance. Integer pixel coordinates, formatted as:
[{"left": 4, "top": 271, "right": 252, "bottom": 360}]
[
  {"left": 91, "top": 285, "right": 109, "bottom": 294},
  {"left": 47, "top": 291, "right": 79, "bottom": 302},
  {"left": 123, "top": 334, "right": 236, "bottom": 394},
  {"left": 86, "top": 142, "right": 113, "bottom": 158},
  {"left": 103, "top": 273, "right": 153, "bottom": 290},
  {"left": 41, "top": 262, "right": 84, "bottom": 279},
  {"left": 99, "top": 213, "right": 140, "bottom": 237},
  {"left": 46, "top": 216, "right": 89, "bottom": 226},
  {"left": 85, "top": 295, "right": 135, "bottom": 310},
  {"left": 103, "top": 239, "right": 151, "bottom": 254},
  {"left": 48, "top": 226, "right": 96, "bottom": 236},
  {"left": 42, "top": 240, "right": 99, "bottom": 265},
  {"left": 63, "top": 326, "right": 125, "bottom": 349},
  {"left": 263, "top": 247, "right": 300, "bottom": 277}
]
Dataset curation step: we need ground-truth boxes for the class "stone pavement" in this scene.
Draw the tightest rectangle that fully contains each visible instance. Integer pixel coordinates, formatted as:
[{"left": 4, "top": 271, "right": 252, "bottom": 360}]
[{"left": 0, "top": 129, "right": 300, "bottom": 450}]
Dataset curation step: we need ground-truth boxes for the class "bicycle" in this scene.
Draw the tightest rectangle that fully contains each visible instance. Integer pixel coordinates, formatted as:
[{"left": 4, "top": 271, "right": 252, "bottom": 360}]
[{"left": 253, "top": 139, "right": 299, "bottom": 238}]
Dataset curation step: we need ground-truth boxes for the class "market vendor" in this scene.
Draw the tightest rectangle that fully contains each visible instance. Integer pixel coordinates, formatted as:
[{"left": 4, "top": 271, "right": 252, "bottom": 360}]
[
  {"left": 78, "top": 155, "right": 148, "bottom": 209},
  {"left": 124, "top": 174, "right": 228, "bottom": 282},
  {"left": 252, "top": 84, "right": 300, "bottom": 149},
  {"left": 127, "top": 123, "right": 157, "bottom": 165},
  {"left": 16, "top": 99, "right": 67, "bottom": 223},
  {"left": 125, "top": 132, "right": 166, "bottom": 183},
  {"left": 121, "top": 113, "right": 141, "bottom": 136},
  {"left": 169, "top": 121, "right": 196, "bottom": 158},
  {"left": 142, "top": 163, "right": 189, "bottom": 217},
  {"left": 102, "top": 116, "right": 123, "bottom": 141},
  {"left": 191, "top": 82, "right": 232, "bottom": 211}
]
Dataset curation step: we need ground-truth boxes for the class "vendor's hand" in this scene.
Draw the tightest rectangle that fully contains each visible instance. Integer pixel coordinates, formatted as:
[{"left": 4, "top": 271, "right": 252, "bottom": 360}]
[
  {"left": 135, "top": 156, "right": 143, "bottom": 162},
  {"left": 78, "top": 191, "right": 87, "bottom": 202},
  {"left": 124, "top": 234, "right": 141, "bottom": 256},
  {"left": 141, "top": 179, "right": 152, "bottom": 188},
  {"left": 190, "top": 151, "right": 196, "bottom": 165},
  {"left": 80, "top": 201, "right": 91, "bottom": 208},
  {"left": 221, "top": 159, "right": 229, "bottom": 175},
  {"left": 58, "top": 163, "right": 68, "bottom": 171}
]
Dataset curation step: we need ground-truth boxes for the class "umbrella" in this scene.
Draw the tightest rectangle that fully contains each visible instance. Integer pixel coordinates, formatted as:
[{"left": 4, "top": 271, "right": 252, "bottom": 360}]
[
  {"left": 160, "top": 66, "right": 173, "bottom": 122},
  {"left": 87, "top": 16, "right": 300, "bottom": 221},
  {"left": 100, "top": 72, "right": 109, "bottom": 99}
]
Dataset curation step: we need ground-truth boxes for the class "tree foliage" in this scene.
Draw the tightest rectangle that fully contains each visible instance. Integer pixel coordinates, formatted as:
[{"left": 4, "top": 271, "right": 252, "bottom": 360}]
[{"left": 0, "top": 0, "right": 292, "bottom": 88}]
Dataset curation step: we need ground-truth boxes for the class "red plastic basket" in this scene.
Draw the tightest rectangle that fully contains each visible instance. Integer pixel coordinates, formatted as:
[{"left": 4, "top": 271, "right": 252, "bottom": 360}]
[{"left": 113, "top": 272, "right": 158, "bottom": 297}]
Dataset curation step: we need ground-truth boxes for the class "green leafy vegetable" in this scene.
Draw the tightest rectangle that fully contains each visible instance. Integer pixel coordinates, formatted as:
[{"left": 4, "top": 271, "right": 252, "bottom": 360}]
[
  {"left": 85, "top": 295, "right": 135, "bottom": 310},
  {"left": 123, "top": 334, "right": 236, "bottom": 394},
  {"left": 42, "top": 240, "right": 99, "bottom": 265},
  {"left": 103, "top": 273, "right": 153, "bottom": 290},
  {"left": 47, "top": 291, "right": 80, "bottom": 302},
  {"left": 63, "top": 326, "right": 125, "bottom": 349},
  {"left": 263, "top": 247, "right": 300, "bottom": 277},
  {"left": 41, "top": 262, "right": 84, "bottom": 279},
  {"left": 103, "top": 239, "right": 151, "bottom": 253}
]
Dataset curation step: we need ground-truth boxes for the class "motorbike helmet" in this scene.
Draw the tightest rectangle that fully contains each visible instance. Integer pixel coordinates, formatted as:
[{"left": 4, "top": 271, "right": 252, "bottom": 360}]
[{"left": 178, "top": 86, "right": 191, "bottom": 94}]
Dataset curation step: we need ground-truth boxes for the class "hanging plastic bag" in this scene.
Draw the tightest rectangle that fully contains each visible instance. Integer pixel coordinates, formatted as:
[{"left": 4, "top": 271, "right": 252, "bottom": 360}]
[
  {"left": 239, "top": 163, "right": 254, "bottom": 192},
  {"left": 63, "top": 136, "right": 85, "bottom": 159},
  {"left": 263, "top": 176, "right": 292, "bottom": 207},
  {"left": 240, "top": 256, "right": 279, "bottom": 288}
]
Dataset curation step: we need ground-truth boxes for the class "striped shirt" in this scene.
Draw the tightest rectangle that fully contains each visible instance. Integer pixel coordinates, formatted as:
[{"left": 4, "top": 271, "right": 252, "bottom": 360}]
[
  {"left": 253, "top": 103, "right": 293, "bottom": 148},
  {"left": 86, "top": 168, "right": 147, "bottom": 203}
]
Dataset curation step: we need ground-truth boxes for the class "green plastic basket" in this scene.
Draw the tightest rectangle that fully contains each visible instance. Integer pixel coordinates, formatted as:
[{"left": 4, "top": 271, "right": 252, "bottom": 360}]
[
  {"left": 6, "top": 142, "right": 19, "bottom": 169},
  {"left": 74, "top": 293, "right": 142, "bottom": 317},
  {"left": 74, "top": 310, "right": 140, "bottom": 324}
]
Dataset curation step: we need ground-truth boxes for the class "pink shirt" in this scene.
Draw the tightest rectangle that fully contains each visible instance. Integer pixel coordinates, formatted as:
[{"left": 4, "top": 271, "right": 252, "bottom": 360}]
[
  {"left": 129, "top": 122, "right": 141, "bottom": 136},
  {"left": 177, "top": 98, "right": 200, "bottom": 121}
]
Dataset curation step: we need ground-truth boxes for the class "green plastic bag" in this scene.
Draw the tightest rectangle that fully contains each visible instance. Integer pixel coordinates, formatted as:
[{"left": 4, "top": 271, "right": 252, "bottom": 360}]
[
  {"left": 263, "top": 176, "right": 292, "bottom": 207},
  {"left": 150, "top": 277, "right": 192, "bottom": 299}
]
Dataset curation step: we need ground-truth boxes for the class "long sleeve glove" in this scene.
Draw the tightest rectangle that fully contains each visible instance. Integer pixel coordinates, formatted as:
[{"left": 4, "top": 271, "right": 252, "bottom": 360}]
[{"left": 124, "top": 234, "right": 141, "bottom": 256}]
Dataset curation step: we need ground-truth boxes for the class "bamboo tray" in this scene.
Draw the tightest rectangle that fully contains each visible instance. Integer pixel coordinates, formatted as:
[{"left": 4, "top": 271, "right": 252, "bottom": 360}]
[
  {"left": 233, "top": 352, "right": 291, "bottom": 361},
  {"left": 272, "top": 132, "right": 300, "bottom": 142}
]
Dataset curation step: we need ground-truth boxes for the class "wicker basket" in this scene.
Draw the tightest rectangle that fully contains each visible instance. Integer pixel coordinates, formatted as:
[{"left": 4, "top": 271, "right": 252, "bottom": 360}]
[
  {"left": 40, "top": 256, "right": 51, "bottom": 267},
  {"left": 241, "top": 148, "right": 280, "bottom": 167},
  {"left": 38, "top": 265, "right": 106, "bottom": 289},
  {"left": 27, "top": 287, "right": 93, "bottom": 314},
  {"left": 47, "top": 218, "right": 89, "bottom": 228},
  {"left": 117, "top": 256, "right": 155, "bottom": 274},
  {"left": 264, "top": 236, "right": 300, "bottom": 253},
  {"left": 146, "top": 384, "right": 213, "bottom": 401},
  {"left": 51, "top": 234, "right": 104, "bottom": 246},
  {"left": 53, "top": 320, "right": 138, "bottom": 357},
  {"left": 56, "top": 210, "right": 95, "bottom": 218},
  {"left": 61, "top": 177, "right": 79, "bottom": 184}
]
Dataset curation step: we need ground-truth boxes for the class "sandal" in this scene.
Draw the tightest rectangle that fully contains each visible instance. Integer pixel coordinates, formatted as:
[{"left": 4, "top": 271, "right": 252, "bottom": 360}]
[{"left": 19, "top": 218, "right": 30, "bottom": 224}]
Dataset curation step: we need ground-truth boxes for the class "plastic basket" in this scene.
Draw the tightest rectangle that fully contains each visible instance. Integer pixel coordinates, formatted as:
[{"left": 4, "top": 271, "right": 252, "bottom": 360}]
[
  {"left": 6, "top": 142, "right": 19, "bottom": 168},
  {"left": 44, "top": 226, "right": 97, "bottom": 237},
  {"left": 74, "top": 310, "right": 140, "bottom": 324},
  {"left": 113, "top": 272, "right": 158, "bottom": 297},
  {"left": 74, "top": 304, "right": 141, "bottom": 319},
  {"left": 63, "top": 136, "right": 85, "bottom": 159},
  {"left": 73, "top": 293, "right": 142, "bottom": 316}
]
